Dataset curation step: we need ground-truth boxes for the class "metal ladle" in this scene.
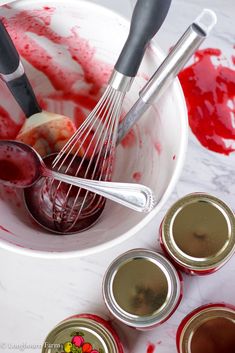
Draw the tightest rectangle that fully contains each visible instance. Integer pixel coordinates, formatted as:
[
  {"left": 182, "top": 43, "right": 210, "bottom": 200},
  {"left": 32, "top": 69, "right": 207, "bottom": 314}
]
[{"left": 0, "top": 140, "right": 155, "bottom": 213}]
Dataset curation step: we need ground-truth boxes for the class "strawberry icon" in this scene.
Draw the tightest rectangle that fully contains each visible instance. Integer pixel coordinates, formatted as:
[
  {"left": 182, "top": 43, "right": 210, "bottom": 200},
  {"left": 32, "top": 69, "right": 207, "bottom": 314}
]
[
  {"left": 82, "top": 343, "right": 92, "bottom": 353},
  {"left": 72, "top": 335, "right": 85, "bottom": 347}
]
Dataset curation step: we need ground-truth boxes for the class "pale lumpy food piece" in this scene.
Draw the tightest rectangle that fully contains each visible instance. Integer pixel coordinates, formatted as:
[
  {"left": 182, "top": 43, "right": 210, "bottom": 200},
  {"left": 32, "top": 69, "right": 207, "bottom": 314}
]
[{"left": 17, "top": 112, "right": 76, "bottom": 157}]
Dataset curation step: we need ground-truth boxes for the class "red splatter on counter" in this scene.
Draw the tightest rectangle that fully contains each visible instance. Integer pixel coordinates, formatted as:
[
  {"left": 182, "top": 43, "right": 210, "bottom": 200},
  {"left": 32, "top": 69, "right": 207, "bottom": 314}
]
[
  {"left": 147, "top": 343, "right": 155, "bottom": 353},
  {"left": 146, "top": 340, "right": 162, "bottom": 353},
  {"left": 179, "top": 48, "right": 235, "bottom": 155}
]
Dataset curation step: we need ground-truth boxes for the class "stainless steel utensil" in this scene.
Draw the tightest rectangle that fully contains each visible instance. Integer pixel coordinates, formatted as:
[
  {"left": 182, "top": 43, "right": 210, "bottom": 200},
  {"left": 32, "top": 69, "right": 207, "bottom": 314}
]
[
  {"left": 0, "top": 140, "right": 155, "bottom": 213},
  {"left": 117, "top": 9, "right": 217, "bottom": 143}
]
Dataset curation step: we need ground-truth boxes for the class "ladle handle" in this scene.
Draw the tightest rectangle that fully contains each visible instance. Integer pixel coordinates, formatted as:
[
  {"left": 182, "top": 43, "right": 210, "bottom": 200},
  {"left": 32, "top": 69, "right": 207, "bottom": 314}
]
[
  {"left": 49, "top": 170, "right": 156, "bottom": 213},
  {"left": 0, "top": 21, "right": 41, "bottom": 117}
]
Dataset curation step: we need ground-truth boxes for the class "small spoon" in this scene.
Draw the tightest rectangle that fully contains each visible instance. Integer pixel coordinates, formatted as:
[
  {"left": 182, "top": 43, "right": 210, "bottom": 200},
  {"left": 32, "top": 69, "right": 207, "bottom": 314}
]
[{"left": 0, "top": 140, "right": 155, "bottom": 213}]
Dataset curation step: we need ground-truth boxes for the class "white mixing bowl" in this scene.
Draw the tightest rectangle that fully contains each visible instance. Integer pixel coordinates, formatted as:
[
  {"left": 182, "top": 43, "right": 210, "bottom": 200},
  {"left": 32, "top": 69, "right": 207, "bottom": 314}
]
[{"left": 0, "top": 0, "right": 188, "bottom": 258}]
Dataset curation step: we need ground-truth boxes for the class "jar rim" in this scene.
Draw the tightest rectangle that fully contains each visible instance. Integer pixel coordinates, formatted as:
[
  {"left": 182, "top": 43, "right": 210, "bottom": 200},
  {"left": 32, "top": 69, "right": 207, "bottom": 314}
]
[
  {"left": 103, "top": 248, "right": 182, "bottom": 328},
  {"left": 161, "top": 193, "right": 235, "bottom": 271}
]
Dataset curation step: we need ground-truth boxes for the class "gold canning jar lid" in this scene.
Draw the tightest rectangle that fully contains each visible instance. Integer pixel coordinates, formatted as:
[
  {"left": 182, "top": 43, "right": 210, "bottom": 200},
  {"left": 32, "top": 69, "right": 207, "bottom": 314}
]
[
  {"left": 103, "top": 249, "right": 182, "bottom": 328},
  {"left": 179, "top": 305, "right": 235, "bottom": 353},
  {"left": 41, "top": 317, "right": 119, "bottom": 353},
  {"left": 161, "top": 193, "right": 235, "bottom": 271}
]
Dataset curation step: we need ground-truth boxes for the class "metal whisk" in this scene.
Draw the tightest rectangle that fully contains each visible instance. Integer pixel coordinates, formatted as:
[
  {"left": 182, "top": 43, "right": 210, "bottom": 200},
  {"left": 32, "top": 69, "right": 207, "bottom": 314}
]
[
  {"left": 51, "top": 76, "right": 130, "bottom": 232},
  {"left": 38, "top": 0, "right": 171, "bottom": 234}
]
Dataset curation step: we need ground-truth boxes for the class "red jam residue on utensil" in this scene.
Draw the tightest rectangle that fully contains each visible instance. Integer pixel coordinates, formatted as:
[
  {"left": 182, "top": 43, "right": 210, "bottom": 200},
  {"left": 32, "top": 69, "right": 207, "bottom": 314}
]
[
  {"left": 24, "top": 153, "right": 106, "bottom": 234},
  {"left": 178, "top": 48, "right": 235, "bottom": 155},
  {"left": 0, "top": 143, "right": 38, "bottom": 187}
]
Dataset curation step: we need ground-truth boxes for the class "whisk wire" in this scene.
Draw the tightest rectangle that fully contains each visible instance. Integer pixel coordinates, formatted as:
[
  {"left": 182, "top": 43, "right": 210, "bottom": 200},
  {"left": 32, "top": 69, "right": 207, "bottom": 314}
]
[
  {"left": 64, "top": 89, "right": 125, "bottom": 229},
  {"left": 46, "top": 69, "right": 133, "bottom": 232},
  {"left": 50, "top": 85, "right": 125, "bottom": 231},
  {"left": 61, "top": 88, "right": 117, "bottom": 219},
  {"left": 50, "top": 87, "right": 114, "bottom": 221},
  {"left": 69, "top": 91, "right": 124, "bottom": 217},
  {"left": 52, "top": 86, "right": 111, "bottom": 169}
]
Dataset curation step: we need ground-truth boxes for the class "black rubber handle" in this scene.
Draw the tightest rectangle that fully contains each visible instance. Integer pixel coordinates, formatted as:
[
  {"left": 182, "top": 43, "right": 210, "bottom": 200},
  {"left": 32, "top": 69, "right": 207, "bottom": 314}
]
[
  {"left": 6, "top": 75, "right": 41, "bottom": 117},
  {"left": 0, "top": 21, "right": 41, "bottom": 117},
  {"left": 115, "top": 0, "right": 172, "bottom": 77},
  {"left": 0, "top": 20, "right": 20, "bottom": 74}
]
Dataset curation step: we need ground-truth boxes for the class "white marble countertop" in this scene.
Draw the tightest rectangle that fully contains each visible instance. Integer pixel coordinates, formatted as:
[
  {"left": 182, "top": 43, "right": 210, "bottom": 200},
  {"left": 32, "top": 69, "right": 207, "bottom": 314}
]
[{"left": 0, "top": 0, "right": 235, "bottom": 352}]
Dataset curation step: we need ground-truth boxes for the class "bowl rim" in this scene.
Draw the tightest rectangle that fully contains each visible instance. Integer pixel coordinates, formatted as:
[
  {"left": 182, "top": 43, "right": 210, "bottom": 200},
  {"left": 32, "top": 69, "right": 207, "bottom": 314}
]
[{"left": 0, "top": 0, "right": 188, "bottom": 258}]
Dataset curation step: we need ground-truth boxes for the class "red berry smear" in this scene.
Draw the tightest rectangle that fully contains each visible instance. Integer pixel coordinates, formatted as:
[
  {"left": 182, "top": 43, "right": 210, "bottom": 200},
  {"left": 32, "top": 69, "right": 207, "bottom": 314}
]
[{"left": 179, "top": 48, "right": 235, "bottom": 156}]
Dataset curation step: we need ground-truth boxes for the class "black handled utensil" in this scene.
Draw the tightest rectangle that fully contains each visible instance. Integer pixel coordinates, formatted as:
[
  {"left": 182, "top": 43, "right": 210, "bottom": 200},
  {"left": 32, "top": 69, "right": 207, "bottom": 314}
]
[
  {"left": 0, "top": 20, "right": 41, "bottom": 117},
  {"left": 0, "top": 20, "right": 76, "bottom": 157}
]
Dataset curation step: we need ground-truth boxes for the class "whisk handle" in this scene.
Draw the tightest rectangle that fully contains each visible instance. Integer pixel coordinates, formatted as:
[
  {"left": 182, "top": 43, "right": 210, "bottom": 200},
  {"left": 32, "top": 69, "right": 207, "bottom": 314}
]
[
  {"left": 114, "top": 0, "right": 171, "bottom": 77},
  {"left": 0, "top": 21, "right": 41, "bottom": 117},
  {"left": 116, "top": 9, "right": 217, "bottom": 144},
  {"left": 49, "top": 170, "right": 156, "bottom": 213}
]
